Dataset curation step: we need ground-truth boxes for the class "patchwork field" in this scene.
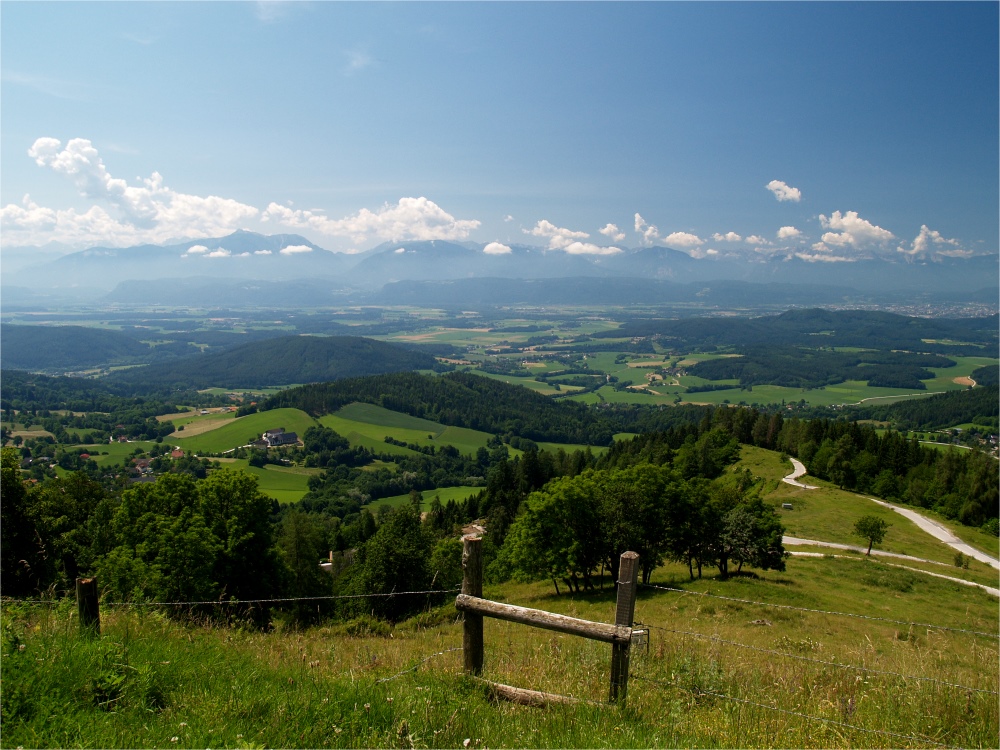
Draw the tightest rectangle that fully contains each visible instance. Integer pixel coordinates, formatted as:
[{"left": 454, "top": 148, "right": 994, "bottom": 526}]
[{"left": 172, "top": 408, "right": 317, "bottom": 454}]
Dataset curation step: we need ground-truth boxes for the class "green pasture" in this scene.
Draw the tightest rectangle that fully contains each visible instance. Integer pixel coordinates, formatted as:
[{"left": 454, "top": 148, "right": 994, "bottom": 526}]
[
  {"left": 76, "top": 441, "right": 159, "bottom": 467},
  {"left": 368, "top": 484, "right": 481, "bottom": 513},
  {"left": 173, "top": 408, "right": 317, "bottom": 454},
  {"left": 214, "top": 458, "right": 319, "bottom": 504},
  {"left": 466, "top": 369, "right": 581, "bottom": 396},
  {"left": 733, "top": 445, "right": 994, "bottom": 567},
  {"left": 162, "top": 410, "right": 237, "bottom": 430}
]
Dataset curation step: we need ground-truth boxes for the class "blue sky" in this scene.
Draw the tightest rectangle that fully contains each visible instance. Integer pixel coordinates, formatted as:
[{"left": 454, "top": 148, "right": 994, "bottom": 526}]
[{"left": 1, "top": 1, "right": 997, "bottom": 264}]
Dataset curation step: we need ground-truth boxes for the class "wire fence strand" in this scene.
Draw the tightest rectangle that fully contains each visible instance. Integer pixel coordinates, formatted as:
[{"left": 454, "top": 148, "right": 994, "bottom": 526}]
[
  {"left": 638, "top": 582, "right": 999, "bottom": 638},
  {"left": 630, "top": 673, "right": 960, "bottom": 749},
  {"left": 375, "top": 646, "right": 463, "bottom": 684},
  {"left": 634, "top": 621, "right": 998, "bottom": 696},
  {"left": 1, "top": 588, "right": 461, "bottom": 609}
]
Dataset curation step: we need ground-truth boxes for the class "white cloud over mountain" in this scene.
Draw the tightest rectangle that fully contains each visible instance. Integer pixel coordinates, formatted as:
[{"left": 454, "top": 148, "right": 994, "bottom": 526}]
[
  {"left": 0, "top": 138, "right": 259, "bottom": 247},
  {"left": 263, "top": 196, "right": 480, "bottom": 244},
  {"left": 483, "top": 241, "right": 512, "bottom": 255},
  {"left": 812, "top": 210, "right": 894, "bottom": 256},
  {"left": 525, "top": 220, "right": 621, "bottom": 255},
  {"left": 713, "top": 231, "right": 742, "bottom": 242},
  {"left": 897, "top": 225, "right": 969, "bottom": 259},
  {"left": 599, "top": 223, "right": 625, "bottom": 242}
]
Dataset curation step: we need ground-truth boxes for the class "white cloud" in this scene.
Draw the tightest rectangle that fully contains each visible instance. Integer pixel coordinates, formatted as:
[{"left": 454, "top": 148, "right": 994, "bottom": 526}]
[
  {"left": 633, "top": 213, "right": 660, "bottom": 244},
  {"left": 254, "top": 249, "right": 272, "bottom": 255},
  {"left": 394, "top": 247, "right": 407, "bottom": 254},
  {"left": 185, "top": 244, "right": 209, "bottom": 255},
  {"left": 263, "top": 196, "right": 480, "bottom": 244},
  {"left": 599, "top": 223, "right": 625, "bottom": 242},
  {"left": 525, "top": 220, "right": 620, "bottom": 255},
  {"left": 812, "top": 210, "right": 894, "bottom": 255},
  {"left": 205, "top": 248, "right": 231, "bottom": 258},
  {"left": 526, "top": 219, "right": 589, "bottom": 249},
  {"left": 745, "top": 235, "right": 772, "bottom": 246},
  {"left": 1, "top": 137, "right": 259, "bottom": 247},
  {"left": 897, "top": 225, "right": 969, "bottom": 258},
  {"left": 483, "top": 241, "right": 512, "bottom": 255},
  {"left": 503, "top": 214, "right": 514, "bottom": 222},
  {"left": 795, "top": 252, "right": 854, "bottom": 263},
  {"left": 766, "top": 180, "right": 802, "bottom": 202},
  {"left": 279, "top": 244, "right": 312, "bottom": 255},
  {"left": 777, "top": 226, "right": 802, "bottom": 240},
  {"left": 662, "top": 231, "right": 704, "bottom": 249},
  {"left": 561, "top": 241, "right": 622, "bottom": 256},
  {"left": 712, "top": 231, "right": 742, "bottom": 242}
]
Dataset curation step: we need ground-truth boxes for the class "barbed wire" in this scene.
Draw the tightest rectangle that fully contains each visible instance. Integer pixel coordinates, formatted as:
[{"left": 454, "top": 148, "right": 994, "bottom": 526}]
[
  {"left": 638, "top": 583, "right": 999, "bottom": 638},
  {"left": 1, "top": 588, "right": 461, "bottom": 608},
  {"left": 630, "top": 673, "right": 960, "bottom": 749},
  {"left": 375, "top": 646, "right": 463, "bottom": 684},
  {"left": 634, "top": 621, "right": 998, "bottom": 696}
]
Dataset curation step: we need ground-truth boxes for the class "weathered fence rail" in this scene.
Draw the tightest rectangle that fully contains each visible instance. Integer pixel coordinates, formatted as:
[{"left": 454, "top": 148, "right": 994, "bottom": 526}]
[{"left": 457, "top": 534, "right": 639, "bottom": 706}]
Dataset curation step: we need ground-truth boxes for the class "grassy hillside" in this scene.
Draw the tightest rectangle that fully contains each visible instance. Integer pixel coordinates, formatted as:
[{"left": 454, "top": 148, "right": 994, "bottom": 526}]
[
  {"left": 4, "top": 552, "right": 996, "bottom": 748},
  {"left": 172, "top": 408, "right": 317, "bottom": 454}
]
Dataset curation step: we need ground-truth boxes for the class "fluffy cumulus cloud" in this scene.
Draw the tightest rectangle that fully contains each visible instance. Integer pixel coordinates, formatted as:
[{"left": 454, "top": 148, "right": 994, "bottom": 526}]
[
  {"left": 634, "top": 213, "right": 660, "bottom": 244},
  {"left": 712, "top": 231, "right": 742, "bottom": 242},
  {"left": 745, "top": 235, "right": 772, "bottom": 246},
  {"left": 812, "top": 210, "right": 894, "bottom": 256},
  {"left": 526, "top": 220, "right": 621, "bottom": 255},
  {"left": 599, "top": 223, "right": 625, "bottom": 242},
  {"left": 263, "top": 196, "right": 480, "bottom": 244},
  {"left": 897, "top": 225, "right": 969, "bottom": 259},
  {"left": 0, "top": 137, "right": 259, "bottom": 247},
  {"left": 206, "top": 247, "right": 231, "bottom": 258},
  {"left": 662, "top": 231, "right": 705, "bottom": 249},
  {"left": 279, "top": 244, "right": 312, "bottom": 255},
  {"left": 777, "top": 226, "right": 802, "bottom": 240},
  {"left": 184, "top": 244, "right": 209, "bottom": 255},
  {"left": 483, "top": 241, "right": 512, "bottom": 255},
  {"left": 766, "top": 180, "right": 802, "bottom": 202},
  {"left": 794, "top": 252, "right": 854, "bottom": 263}
]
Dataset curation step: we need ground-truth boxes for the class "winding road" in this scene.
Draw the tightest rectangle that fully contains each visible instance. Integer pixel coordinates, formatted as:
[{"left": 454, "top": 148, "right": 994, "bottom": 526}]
[{"left": 779, "top": 459, "right": 1000, "bottom": 595}]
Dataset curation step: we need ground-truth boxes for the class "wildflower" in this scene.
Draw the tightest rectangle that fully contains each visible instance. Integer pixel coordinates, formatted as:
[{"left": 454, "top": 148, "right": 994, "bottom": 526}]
[
  {"left": 179, "top": 723, "right": 188, "bottom": 727},
  {"left": 170, "top": 737, "right": 179, "bottom": 743},
  {"left": 386, "top": 697, "right": 393, "bottom": 703},
  {"left": 464, "top": 740, "right": 471, "bottom": 748}
]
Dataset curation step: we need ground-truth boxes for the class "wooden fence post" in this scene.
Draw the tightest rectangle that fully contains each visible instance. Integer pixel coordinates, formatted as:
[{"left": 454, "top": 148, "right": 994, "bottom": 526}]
[
  {"left": 76, "top": 577, "right": 100, "bottom": 637},
  {"left": 462, "top": 534, "right": 484, "bottom": 676},
  {"left": 609, "top": 551, "right": 638, "bottom": 704}
]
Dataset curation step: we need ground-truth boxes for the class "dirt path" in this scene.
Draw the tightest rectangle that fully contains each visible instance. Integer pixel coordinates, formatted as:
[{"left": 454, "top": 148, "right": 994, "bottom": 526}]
[
  {"left": 865, "top": 497, "right": 1000, "bottom": 570},
  {"left": 781, "top": 458, "right": 1000, "bottom": 571},
  {"left": 787, "top": 549, "right": 999, "bottom": 598}
]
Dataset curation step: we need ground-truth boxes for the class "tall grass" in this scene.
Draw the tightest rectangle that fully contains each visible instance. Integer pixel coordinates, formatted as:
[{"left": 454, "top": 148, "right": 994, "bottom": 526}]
[{"left": 3, "top": 554, "right": 996, "bottom": 748}]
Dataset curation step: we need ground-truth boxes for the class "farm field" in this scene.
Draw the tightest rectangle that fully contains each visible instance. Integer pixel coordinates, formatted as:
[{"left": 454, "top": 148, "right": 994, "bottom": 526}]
[
  {"left": 77, "top": 440, "right": 160, "bottom": 466},
  {"left": 368, "top": 484, "right": 482, "bottom": 513},
  {"left": 214, "top": 457, "right": 320, "bottom": 504},
  {"left": 172, "top": 408, "right": 317, "bottom": 454}
]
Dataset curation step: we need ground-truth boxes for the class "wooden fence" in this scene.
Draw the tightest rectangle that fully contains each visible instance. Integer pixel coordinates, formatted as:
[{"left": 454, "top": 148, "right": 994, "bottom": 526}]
[{"left": 455, "top": 535, "right": 640, "bottom": 706}]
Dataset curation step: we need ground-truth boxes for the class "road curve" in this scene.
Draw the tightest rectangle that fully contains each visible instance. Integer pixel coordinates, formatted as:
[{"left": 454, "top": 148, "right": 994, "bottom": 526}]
[
  {"left": 865, "top": 497, "right": 1000, "bottom": 571},
  {"left": 782, "top": 458, "right": 818, "bottom": 489}
]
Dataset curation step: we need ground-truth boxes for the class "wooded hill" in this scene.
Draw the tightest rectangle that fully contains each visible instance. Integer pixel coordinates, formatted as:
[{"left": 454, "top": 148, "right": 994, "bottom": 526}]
[
  {"left": 106, "top": 335, "right": 440, "bottom": 390},
  {"left": 596, "top": 309, "right": 999, "bottom": 356},
  {"left": 1, "top": 324, "right": 152, "bottom": 371},
  {"left": 262, "top": 371, "right": 615, "bottom": 445}
]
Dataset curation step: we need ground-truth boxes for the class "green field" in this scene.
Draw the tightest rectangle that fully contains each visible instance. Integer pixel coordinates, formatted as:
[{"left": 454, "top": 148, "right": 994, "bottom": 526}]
[
  {"left": 173, "top": 408, "right": 317, "bottom": 454},
  {"left": 368, "top": 484, "right": 482, "bottom": 513},
  {"left": 734, "top": 445, "right": 999, "bottom": 566},
  {"left": 214, "top": 458, "right": 320, "bottom": 504},
  {"left": 77, "top": 440, "right": 160, "bottom": 467}
]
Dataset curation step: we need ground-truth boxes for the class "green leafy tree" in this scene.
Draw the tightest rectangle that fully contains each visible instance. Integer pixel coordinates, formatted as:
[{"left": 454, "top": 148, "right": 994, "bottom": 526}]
[
  {"left": 277, "top": 508, "right": 332, "bottom": 623},
  {"left": 853, "top": 515, "right": 891, "bottom": 556}
]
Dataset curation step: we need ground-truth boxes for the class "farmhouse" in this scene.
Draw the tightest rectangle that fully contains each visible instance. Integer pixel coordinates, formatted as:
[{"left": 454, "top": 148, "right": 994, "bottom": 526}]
[{"left": 262, "top": 428, "right": 299, "bottom": 447}]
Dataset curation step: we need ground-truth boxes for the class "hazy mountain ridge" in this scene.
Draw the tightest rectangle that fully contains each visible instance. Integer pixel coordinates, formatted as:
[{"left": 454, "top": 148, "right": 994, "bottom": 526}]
[{"left": 4, "top": 231, "right": 997, "bottom": 299}]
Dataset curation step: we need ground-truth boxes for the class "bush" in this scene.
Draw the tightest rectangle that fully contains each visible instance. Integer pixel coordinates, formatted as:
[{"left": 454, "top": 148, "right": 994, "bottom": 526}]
[{"left": 982, "top": 517, "right": 1000, "bottom": 537}]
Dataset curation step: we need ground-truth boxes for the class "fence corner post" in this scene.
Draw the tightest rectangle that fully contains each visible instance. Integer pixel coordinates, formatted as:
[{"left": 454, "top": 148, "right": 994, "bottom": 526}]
[
  {"left": 76, "top": 577, "right": 100, "bottom": 637},
  {"left": 461, "top": 534, "right": 484, "bottom": 676},
  {"left": 609, "top": 551, "right": 638, "bottom": 705}
]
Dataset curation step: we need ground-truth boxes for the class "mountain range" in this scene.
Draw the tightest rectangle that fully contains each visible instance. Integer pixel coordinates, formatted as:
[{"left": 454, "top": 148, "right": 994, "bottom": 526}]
[{"left": 3, "top": 231, "right": 997, "bottom": 305}]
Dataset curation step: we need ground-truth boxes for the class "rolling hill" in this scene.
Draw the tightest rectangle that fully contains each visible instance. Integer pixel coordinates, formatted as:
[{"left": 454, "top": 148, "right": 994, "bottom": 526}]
[{"left": 107, "top": 335, "right": 439, "bottom": 390}]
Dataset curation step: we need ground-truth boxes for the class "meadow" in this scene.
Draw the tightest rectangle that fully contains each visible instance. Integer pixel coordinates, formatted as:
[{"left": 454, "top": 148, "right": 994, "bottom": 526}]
[
  {"left": 171, "top": 408, "right": 318, "bottom": 454},
  {"left": 3, "top": 548, "right": 996, "bottom": 749}
]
